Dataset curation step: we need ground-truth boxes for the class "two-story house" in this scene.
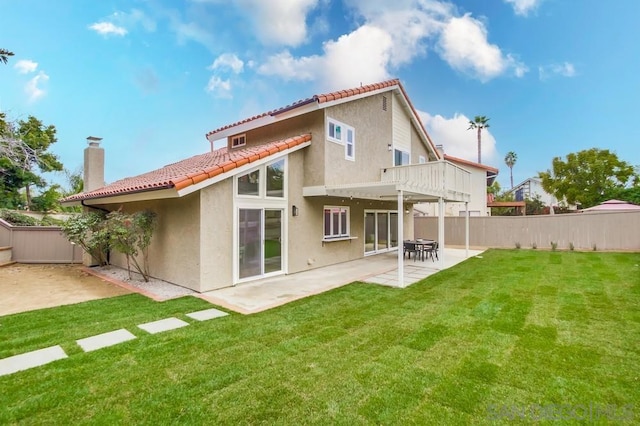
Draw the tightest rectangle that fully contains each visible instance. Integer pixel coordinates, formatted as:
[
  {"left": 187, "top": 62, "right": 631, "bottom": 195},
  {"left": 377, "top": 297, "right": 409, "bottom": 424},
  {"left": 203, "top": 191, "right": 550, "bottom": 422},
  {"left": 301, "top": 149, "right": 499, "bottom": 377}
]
[{"left": 63, "top": 79, "right": 472, "bottom": 291}]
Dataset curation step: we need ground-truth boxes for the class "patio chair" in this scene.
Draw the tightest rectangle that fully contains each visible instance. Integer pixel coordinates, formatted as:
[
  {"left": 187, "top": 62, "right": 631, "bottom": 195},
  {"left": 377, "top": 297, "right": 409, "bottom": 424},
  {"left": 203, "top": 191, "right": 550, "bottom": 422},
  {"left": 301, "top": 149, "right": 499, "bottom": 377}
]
[
  {"left": 424, "top": 241, "right": 439, "bottom": 262},
  {"left": 403, "top": 242, "right": 422, "bottom": 261}
]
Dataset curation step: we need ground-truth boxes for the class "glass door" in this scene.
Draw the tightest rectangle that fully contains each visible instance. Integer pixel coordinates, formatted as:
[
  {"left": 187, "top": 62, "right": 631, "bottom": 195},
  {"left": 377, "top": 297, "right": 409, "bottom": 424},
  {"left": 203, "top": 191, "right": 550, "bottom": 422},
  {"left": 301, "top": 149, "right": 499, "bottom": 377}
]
[
  {"left": 365, "top": 212, "right": 376, "bottom": 254},
  {"left": 238, "top": 208, "right": 283, "bottom": 280},
  {"left": 264, "top": 209, "right": 282, "bottom": 274},
  {"left": 376, "top": 212, "right": 388, "bottom": 251},
  {"left": 238, "top": 209, "right": 262, "bottom": 279}
]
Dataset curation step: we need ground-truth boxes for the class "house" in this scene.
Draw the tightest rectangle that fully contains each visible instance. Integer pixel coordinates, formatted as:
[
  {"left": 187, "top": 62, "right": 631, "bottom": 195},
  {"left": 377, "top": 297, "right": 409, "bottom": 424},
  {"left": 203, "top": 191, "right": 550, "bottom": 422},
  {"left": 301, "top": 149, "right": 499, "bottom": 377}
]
[
  {"left": 509, "top": 177, "right": 576, "bottom": 209},
  {"left": 414, "top": 152, "right": 498, "bottom": 217},
  {"left": 63, "top": 79, "right": 472, "bottom": 291}
]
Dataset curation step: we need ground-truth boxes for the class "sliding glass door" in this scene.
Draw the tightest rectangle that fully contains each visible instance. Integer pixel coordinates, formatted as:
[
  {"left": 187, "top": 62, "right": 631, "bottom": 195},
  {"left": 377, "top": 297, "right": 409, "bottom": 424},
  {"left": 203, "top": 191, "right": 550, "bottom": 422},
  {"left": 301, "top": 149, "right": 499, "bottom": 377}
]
[
  {"left": 238, "top": 208, "right": 283, "bottom": 280},
  {"left": 364, "top": 210, "right": 398, "bottom": 254}
]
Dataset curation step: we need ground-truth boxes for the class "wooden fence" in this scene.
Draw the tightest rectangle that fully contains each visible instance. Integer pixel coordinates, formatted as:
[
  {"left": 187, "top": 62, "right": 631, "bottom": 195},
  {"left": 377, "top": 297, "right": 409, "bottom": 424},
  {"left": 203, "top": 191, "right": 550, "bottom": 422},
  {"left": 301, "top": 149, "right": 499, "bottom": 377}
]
[
  {"left": 415, "top": 211, "right": 640, "bottom": 251},
  {"left": 0, "top": 219, "right": 83, "bottom": 263}
]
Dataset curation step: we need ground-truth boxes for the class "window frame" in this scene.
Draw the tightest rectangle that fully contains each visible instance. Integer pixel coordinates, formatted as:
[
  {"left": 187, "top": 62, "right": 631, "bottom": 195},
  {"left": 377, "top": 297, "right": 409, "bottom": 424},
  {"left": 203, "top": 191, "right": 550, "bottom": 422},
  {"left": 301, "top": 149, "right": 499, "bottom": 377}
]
[
  {"left": 323, "top": 206, "right": 350, "bottom": 239},
  {"left": 235, "top": 157, "right": 287, "bottom": 199},
  {"left": 394, "top": 148, "right": 410, "bottom": 166},
  {"left": 231, "top": 134, "right": 246, "bottom": 148},
  {"left": 345, "top": 127, "right": 355, "bottom": 161}
]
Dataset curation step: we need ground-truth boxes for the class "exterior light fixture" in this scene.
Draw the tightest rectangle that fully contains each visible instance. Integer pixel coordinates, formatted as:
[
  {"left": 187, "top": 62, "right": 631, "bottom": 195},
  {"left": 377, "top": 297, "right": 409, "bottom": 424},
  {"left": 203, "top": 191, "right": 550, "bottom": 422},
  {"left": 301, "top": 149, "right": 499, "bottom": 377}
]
[
  {"left": 292, "top": 205, "right": 299, "bottom": 216},
  {"left": 388, "top": 143, "right": 392, "bottom": 151}
]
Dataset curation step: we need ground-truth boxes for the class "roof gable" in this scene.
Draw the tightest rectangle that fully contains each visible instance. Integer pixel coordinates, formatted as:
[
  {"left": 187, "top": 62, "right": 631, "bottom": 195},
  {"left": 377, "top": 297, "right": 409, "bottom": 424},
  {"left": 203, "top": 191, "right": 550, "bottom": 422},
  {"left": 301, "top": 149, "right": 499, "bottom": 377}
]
[{"left": 63, "top": 134, "right": 311, "bottom": 204}]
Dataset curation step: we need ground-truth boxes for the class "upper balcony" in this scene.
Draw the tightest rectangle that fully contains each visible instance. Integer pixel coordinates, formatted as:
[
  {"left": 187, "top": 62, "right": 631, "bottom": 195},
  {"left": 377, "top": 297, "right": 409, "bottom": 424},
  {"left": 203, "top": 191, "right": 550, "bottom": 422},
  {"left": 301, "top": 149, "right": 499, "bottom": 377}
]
[
  {"left": 380, "top": 161, "right": 471, "bottom": 202},
  {"left": 303, "top": 160, "right": 471, "bottom": 203}
]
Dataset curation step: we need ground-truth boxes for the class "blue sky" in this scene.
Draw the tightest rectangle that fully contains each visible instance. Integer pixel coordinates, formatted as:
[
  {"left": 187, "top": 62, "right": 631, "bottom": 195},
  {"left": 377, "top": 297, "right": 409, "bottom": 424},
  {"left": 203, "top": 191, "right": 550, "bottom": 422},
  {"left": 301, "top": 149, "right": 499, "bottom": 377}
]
[{"left": 2, "top": 0, "right": 639, "bottom": 191}]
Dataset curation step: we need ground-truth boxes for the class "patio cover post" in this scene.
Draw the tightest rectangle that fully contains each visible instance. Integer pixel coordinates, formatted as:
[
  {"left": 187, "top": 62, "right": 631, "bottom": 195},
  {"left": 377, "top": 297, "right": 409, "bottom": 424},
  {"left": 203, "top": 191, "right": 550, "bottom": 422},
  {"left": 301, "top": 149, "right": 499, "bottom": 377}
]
[
  {"left": 438, "top": 197, "right": 444, "bottom": 264},
  {"left": 397, "top": 189, "right": 404, "bottom": 288},
  {"left": 465, "top": 201, "right": 469, "bottom": 258}
]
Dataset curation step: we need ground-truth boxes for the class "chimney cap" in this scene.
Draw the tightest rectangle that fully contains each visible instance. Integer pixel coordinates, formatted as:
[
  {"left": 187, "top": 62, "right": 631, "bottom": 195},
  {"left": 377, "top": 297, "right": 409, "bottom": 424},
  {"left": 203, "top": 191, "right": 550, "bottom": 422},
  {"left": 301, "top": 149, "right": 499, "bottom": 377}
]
[{"left": 86, "top": 136, "right": 103, "bottom": 147}]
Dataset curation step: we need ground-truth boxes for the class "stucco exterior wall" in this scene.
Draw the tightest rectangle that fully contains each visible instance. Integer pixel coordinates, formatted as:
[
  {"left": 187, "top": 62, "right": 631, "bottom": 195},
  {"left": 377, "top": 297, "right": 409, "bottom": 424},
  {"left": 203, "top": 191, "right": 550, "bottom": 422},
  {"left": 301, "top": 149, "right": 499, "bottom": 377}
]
[
  {"left": 100, "top": 192, "right": 202, "bottom": 291},
  {"left": 323, "top": 93, "right": 394, "bottom": 185},
  {"left": 199, "top": 178, "right": 234, "bottom": 291}
]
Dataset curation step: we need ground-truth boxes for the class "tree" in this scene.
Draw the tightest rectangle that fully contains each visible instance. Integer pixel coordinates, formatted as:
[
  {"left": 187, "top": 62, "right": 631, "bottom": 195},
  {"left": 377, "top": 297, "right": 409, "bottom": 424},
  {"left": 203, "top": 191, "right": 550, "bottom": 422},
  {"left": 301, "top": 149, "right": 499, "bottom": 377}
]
[
  {"left": 539, "top": 148, "right": 639, "bottom": 208},
  {"left": 468, "top": 115, "right": 490, "bottom": 164},
  {"left": 0, "top": 113, "right": 63, "bottom": 209},
  {"left": 0, "top": 48, "right": 14, "bottom": 64},
  {"left": 504, "top": 151, "right": 517, "bottom": 189}
]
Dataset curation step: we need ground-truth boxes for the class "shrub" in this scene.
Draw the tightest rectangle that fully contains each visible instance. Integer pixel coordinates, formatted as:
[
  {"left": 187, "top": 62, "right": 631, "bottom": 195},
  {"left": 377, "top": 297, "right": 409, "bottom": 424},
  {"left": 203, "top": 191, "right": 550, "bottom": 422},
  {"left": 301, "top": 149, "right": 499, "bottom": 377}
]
[
  {"left": 551, "top": 241, "right": 558, "bottom": 251},
  {"left": 593, "top": 243, "right": 597, "bottom": 251},
  {"left": 532, "top": 242, "right": 537, "bottom": 249},
  {"left": 515, "top": 242, "right": 521, "bottom": 249},
  {"left": 61, "top": 212, "right": 110, "bottom": 266},
  {"left": 569, "top": 242, "right": 575, "bottom": 251},
  {"left": 0, "top": 209, "right": 40, "bottom": 226}
]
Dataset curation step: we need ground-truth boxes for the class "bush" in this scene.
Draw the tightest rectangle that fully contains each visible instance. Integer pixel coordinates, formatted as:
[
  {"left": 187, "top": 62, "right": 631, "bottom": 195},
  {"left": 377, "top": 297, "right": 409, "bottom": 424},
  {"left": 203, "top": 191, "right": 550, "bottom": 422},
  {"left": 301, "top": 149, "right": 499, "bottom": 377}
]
[
  {"left": 0, "top": 209, "right": 40, "bottom": 226},
  {"left": 551, "top": 241, "right": 558, "bottom": 251}
]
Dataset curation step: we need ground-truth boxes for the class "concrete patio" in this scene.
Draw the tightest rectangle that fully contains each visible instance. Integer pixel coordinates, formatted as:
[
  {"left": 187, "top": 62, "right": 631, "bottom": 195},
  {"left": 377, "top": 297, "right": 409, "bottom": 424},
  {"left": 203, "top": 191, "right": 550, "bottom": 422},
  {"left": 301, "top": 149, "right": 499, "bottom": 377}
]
[{"left": 200, "top": 247, "right": 484, "bottom": 314}]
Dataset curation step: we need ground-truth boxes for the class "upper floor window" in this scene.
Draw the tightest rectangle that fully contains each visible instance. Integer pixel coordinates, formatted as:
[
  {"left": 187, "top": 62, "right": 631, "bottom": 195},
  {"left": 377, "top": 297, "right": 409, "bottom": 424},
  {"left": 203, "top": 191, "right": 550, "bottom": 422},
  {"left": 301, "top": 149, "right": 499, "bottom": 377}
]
[
  {"left": 266, "top": 158, "right": 285, "bottom": 198},
  {"left": 394, "top": 149, "right": 410, "bottom": 166},
  {"left": 345, "top": 128, "right": 355, "bottom": 161},
  {"left": 327, "top": 117, "right": 355, "bottom": 160},
  {"left": 236, "top": 158, "right": 286, "bottom": 198},
  {"left": 231, "top": 134, "right": 246, "bottom": 148}
]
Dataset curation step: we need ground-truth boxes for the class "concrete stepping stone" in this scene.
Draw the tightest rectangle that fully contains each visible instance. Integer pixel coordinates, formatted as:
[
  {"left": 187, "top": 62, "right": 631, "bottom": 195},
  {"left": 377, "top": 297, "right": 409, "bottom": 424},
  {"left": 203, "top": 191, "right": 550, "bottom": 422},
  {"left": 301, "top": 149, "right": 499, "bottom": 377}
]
[
  {"left": 0, "top": 345, "right": 68, "bottom": 376},
  {"left": 137, "top": 317, "right": 189, "bottom": 334},
  {"left": 76, "top": 329, "right": 137, "bottom": 352},
  {"left": 186, "top": 308, "right": 229, "bottom": 321}
]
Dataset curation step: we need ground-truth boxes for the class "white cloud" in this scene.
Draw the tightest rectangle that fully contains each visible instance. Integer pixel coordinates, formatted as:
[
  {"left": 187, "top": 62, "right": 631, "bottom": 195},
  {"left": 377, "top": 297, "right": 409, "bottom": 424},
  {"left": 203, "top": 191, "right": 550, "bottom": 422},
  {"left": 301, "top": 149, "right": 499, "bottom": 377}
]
[
  {"left": 14, "top": 59, "right": 38, "bottom": 74},
  {"left": 418, "top": 110, "right": 498, "bottom": 166},
  {"left": 258, "top": 25, "right": 393, "bottom": 91},
  {"left": 438, "top": 14, "right": 527, "bottom": 81},
  {"left": 236, "top": 0, "right": 320, "bottom": 46},
  {"left": 25, "top": 71, "right": 49, "bottom": 102},
  {"left": 258, "top": 1, "right": 526, "bottom": 90},
  {"left": 538, "top": 62, "right": 576, "bottom": 80},
  {"left": 503, "top": 0, "right": 542, "bottom": 16},
  {"left": 89, "top": 22, "right": 128, "bottom": 36},
  {"left": 205, "top": 76, "right": 232, "bottom": 98},
  {"left": 209, "top": 53, "right": 244, "bottom": 74}
]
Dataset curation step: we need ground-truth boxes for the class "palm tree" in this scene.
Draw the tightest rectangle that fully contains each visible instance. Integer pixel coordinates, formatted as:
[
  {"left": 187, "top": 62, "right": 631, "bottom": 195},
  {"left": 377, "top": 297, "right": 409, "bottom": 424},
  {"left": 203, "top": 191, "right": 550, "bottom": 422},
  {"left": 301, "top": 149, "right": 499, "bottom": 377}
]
[
  {"left": 504, "top": 151, "right": 517, "bottom": 189},
  {"left": 468, "top": 115, "right": 490, "bottom": 163},
  {"left": 0, "top": 49, "right": 15, "bottom": 64}
]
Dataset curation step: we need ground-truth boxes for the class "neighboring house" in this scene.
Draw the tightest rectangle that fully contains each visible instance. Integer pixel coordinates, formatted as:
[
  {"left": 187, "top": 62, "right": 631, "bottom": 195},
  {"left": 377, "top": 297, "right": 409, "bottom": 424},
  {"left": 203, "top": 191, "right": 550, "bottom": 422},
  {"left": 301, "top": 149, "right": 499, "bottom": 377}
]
[
  {"left": 509, "top": 177, "right": 576, "bottom": 209},
  {"left": 63, "top": 79, "right": 471, "bottom": 292},
  {"left": 414, "top": 154, "right": 498, "bottom": 217}
]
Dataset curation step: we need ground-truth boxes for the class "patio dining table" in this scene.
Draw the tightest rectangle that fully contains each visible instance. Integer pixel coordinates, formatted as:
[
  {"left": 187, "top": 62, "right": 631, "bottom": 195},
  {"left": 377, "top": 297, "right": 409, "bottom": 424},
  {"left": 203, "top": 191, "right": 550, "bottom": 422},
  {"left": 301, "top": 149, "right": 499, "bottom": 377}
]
[{"left": 404, "top": 239, "right": 435, "bottom": 261}]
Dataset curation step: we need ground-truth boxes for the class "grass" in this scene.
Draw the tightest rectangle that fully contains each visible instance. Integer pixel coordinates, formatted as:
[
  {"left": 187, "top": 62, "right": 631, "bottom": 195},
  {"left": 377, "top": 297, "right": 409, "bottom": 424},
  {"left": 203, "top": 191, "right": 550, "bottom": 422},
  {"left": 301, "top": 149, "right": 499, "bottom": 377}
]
[{"left": 1, "top": 249, "right": 639, "bottom": 424}]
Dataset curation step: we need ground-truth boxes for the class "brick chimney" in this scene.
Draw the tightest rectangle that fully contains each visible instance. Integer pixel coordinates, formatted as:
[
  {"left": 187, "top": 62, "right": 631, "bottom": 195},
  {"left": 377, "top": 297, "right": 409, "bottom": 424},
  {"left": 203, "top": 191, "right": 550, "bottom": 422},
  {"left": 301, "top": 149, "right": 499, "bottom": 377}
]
[{"left": 84, "top": 136, "right": 104, "bottom": 192}]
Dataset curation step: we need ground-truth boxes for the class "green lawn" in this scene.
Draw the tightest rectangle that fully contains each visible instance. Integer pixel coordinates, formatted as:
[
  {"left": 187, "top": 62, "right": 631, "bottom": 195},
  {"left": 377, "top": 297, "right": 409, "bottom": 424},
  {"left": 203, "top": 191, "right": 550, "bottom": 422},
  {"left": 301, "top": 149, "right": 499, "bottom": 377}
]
[{"left": 1, "top": 250, "right": 639, "bottom": 424}]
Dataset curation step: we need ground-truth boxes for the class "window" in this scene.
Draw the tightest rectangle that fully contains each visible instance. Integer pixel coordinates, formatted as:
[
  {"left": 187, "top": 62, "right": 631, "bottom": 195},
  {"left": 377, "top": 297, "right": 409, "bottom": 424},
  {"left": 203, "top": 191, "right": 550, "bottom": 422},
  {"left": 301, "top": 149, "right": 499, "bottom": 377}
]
[
  {"left": 345, "top": 128, "right": 355, "bottom": 161},
  {"left": 237, "top": 170, "right": 260, "bottom": 196},
  {"left": 231, "top": 134, "right": 246, "bottom": 148},
  {"left": 328, "top": 120, "right": 342, "bottom": 143},
  {"left": 323, "top": 206, "right": 349, "bottom": 239},
  {"left": 394, "top": 149, "right": 410, "bottom": 166},
  {"left": 327, "top": 117, "right": 355, "bottom": 160},
  {"left": 236, "top": 158, "right": 287, "bottom": 198},
  {"left": 266, "top": 159, "right": 285, "bottom": 198},
  {"left": 419, "top": 155, "right": 426, "bottom": 164}
]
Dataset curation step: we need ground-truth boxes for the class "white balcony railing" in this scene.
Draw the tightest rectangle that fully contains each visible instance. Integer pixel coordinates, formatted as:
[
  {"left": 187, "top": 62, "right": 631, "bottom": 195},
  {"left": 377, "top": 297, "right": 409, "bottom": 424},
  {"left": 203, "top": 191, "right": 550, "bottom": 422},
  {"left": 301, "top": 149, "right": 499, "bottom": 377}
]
[{"left": 380, "top": 160, "right": 471, "bottom": 202}]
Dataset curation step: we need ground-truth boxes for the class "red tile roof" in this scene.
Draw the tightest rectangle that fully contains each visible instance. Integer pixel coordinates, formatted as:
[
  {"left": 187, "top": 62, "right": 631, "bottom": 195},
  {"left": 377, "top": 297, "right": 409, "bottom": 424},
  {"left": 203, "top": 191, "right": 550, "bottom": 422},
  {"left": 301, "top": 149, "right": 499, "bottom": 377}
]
[
  {"left": 63, "top": 134, "right": 311, "bottom": 202},
  {"left": 206, "top": 79, "right": 402, "bottom": 138},
  {"left": 205, "top": 78, "right": 440, "bottom": 159}
]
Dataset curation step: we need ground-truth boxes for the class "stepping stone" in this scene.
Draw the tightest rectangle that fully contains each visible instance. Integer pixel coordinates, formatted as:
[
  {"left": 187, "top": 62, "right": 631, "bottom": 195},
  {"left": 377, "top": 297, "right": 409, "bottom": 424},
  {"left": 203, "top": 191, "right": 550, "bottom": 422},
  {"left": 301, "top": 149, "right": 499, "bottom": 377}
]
[
  {"left": 76, "top": 329, "right": 137, "bottom": 352},
  {"left": 186, "top": 308, "right": 229, "bottom": 321},
  {"left": 137, "top": 317, "right": 189, "bottom": 334},
  {"left": 0, "top": 345, "right": 68, "bottom": 376}
]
